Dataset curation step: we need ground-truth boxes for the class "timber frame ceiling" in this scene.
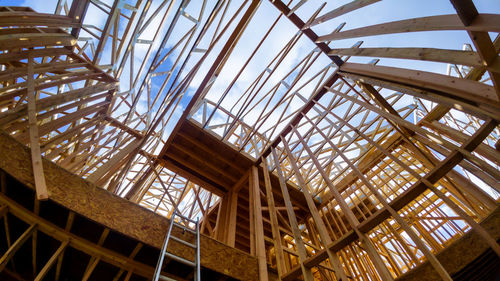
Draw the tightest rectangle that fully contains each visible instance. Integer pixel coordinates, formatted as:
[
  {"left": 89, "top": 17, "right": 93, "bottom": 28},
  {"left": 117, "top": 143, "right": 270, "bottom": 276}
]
[{"left": 0, "top": 0, "right": 500, "bottom": 280}]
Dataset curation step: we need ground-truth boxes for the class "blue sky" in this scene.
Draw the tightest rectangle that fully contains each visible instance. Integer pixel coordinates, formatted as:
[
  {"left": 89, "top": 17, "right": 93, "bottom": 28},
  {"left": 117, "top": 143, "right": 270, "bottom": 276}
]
[{"left": 5, "top": 0, "right": 500, "bottom": 143}]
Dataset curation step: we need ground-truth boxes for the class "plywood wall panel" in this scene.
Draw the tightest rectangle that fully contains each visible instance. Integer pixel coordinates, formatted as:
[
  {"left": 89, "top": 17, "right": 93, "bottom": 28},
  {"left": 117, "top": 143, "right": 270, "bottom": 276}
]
[{"left": 0, "top": 130, "right": 258, "bottom": 281}]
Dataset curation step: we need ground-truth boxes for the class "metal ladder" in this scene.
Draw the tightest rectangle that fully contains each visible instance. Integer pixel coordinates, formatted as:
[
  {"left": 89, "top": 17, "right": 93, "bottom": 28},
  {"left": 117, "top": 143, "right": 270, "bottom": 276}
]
[{"left": 153, "top": 210, "right": 200, "bottom": 281}]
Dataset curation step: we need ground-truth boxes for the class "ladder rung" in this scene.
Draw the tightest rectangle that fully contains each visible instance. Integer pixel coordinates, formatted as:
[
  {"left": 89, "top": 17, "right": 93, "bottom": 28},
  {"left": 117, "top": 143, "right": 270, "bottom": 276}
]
[
  {"left": 165, "top": 252, "right": 195, "bottom": 267},
  {"left": 159, "top": 275, "right": 176, "bottom": 281},
  {"left": 176, "top": 213, "right": 197, "bottom": 224},
  {"left": 171, "top": 235, "right": 196, "bottom": 248},
  {"left": 173, "top": 222, "right": 196, "bottom": 234}
]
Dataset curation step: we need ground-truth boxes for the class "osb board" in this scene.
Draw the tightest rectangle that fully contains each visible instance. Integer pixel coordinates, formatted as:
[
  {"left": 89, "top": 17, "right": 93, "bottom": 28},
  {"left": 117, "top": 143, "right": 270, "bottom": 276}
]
[
  {"left": 0, "top": 131, "right": 258, "bottom": 281},
  {"left": 396, "top": 205, "right": 500, "bottom": 281}
]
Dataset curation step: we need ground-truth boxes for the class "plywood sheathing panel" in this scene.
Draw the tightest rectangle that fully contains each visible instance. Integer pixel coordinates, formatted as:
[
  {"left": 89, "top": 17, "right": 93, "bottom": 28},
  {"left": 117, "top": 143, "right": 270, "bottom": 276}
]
[
  {"left": 0, "top": 130, "right": 258, "bottom": 281},
  {"left": 396, "top": 205, "right": 500, "bottom": 281}
]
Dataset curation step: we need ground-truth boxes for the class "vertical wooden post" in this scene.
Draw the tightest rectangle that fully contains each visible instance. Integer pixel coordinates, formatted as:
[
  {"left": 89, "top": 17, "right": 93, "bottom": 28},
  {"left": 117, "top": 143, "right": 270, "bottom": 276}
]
[
  {"left": 27, "top": 54, "right": 49, "bottom": 200},
  {"left": 261, "top": 157, "right": 287, "bottom": 278},
  {"left": 292, "top": 127, "right": 394, "bottom": 281},
  {"left": 226, "top": 189, "right": 239, "bottom": 247},
  {"left": 0, "top": 224, "right": 37, "bottom": 271},
  {"left": 282, "top": 137, "right": 349, "bottom": 281},
  {"left": 271, "top": 148, "right": 315, "bottom": 281},
  {"left": 214, "top": 193, "right": 229, "bottom": 243},
  {"left": 34, "top": 240, "right": 69, "bottom": 281},
  {"left": 249, "top": 176, "right": 255, "bottom": 256},
  {"left": 250, "top": 166, "right": 269, "bottom": 281},
  {"left": 294, "top": 119, "right": 452, "bottom": 280}
]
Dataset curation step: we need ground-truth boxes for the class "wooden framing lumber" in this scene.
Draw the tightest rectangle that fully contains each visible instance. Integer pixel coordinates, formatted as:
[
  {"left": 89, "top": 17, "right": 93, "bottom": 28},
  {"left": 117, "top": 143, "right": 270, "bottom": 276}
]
[
  {"left": 26, "top": 54, "right": 48, "bottom": 200},
  {"left": 1, "top": 2, "right": 500, "bottom": 280},
  {"left": 317, "top": 14, "right": 500, "bottom": 42},
  {"left": 250, "top": 166, "right": 269, "bottom": 281},
  {"left": 0, "top": 130, "right": 258, "bottom": 281}
]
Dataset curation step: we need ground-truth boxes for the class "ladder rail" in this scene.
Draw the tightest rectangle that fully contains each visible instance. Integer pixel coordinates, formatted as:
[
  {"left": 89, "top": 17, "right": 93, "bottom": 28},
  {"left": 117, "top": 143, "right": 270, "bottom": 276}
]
[
  {"left": 153, "top": 209, "right": 201, "bottom": 281},
  {"left": 195, "top": 216, "right": 200, "bottom": 281},
  {"left": 153, "top": 209, "right": 176, "bottom": 281}
]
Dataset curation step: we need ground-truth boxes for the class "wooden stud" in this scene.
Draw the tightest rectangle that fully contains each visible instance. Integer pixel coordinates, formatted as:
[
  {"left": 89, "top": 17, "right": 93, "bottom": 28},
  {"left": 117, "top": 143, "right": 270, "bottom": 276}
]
[{"left": 26, "top": 54, "right": 48, "bottom": 200}]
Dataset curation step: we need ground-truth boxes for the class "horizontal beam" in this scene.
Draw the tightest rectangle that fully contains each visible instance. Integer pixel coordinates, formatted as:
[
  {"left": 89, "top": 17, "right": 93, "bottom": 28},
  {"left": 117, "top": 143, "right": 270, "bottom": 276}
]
[
  {"left": 340, "top": 62, "right": 498, "bottom": 102},
  {"left": 317, "top": 14, "right": 500, "bottom": 42},
  {"left": 329, "top": 47, "right": 483, "bottom": 67}
]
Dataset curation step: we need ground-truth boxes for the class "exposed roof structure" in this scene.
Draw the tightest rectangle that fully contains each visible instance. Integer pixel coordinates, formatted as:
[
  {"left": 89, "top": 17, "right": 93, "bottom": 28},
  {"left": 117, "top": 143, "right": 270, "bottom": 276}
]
[{"left": 0, "top": 0, "right": 499, "bottom": 280}]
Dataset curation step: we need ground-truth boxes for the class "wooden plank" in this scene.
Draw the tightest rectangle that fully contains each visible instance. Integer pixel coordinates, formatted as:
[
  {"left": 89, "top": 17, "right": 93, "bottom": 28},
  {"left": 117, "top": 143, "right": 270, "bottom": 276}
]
[
  {"left": 0, "top": 83, "right": 116, "bottom": 127},
  {"left": 82, "top": 257, "right": 100, "bottom": 281},
  {"left": 450, "top": 0, "right": 500, "bottom": 98},
  {"left": 0, "top": 48, "right": 72, "bottom": 64},
  {"left": 159, "top": 156, "right": 226, "bottom": 196},
  {"left": 163, "top": 150, "right": 232, "bottom": 191},
  {"left": 0, "top": 34, "right": 76, "bottom": 49},
  {"left": 258, "top": 72, "right": 340, "bottom": 162},
  {"left": 68, "top": 0, "right": 91, "bottom": 37},
  {"left": 177, "top": 128, "right": 248, "bottom": 173},
  {"left": 268, "top": 0, "right": 343, "bottom": 66},
  {"left": 340, "top": 62, "right": 498, "bottom": 102},
  {"left": 261, "top": 158, "right": 287, "bottom": 278},
  {"left": 33, "top": 240, "right": 69, "bottom": 281},
  {"left": 0, "top": 12, "right": 75, "bottom": 27},
  {"left": 169, "top": 142, "right": 240, "bottom": 182},
  {"left": 317, "top": 14, "right": 500, "bottom": 42},
  {"left": 86, "top": 138, "right": 141, "bottom": 184},
  {"left": 26, "top": 55, "right": 48, "bottom": 201},
  {"left": 329, "top": 47, "right": 483, "bottom": 66},
  {"left": 250, "top": 166, "right": 269, "bottom": 281},
  {"left": 0, "top": 224, "right": 37, "bottom": 271},
  {"left": 309, "top": 0, "right": 381, "bottom": 27},
  {"left": 281, "top": 138, "right": 349, "bottom": 281},
  {"left": 271, "top": 147, "right": 314, "bottom": 281},
  {"left": 226, "top": 189, "right": 239, "bottom": 247}
]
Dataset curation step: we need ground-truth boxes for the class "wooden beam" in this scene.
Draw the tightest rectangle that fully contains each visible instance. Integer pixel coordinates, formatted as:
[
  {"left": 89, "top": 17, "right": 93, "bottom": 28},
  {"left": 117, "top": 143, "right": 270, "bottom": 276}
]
[
  {"left": 450, "top": 0, "right": 500, "bottom": 98},
  {"left": 226, "top": 188, "right": 239, "bottom": 247},
  {"left": 317, "top": 14, "right": 500, "bottom": 42},
  {"left": 0, "top": 224, "right": 37, "bottom": 271},
  {"left": 308, "top": 0, "right": 380, "bottom": 27},
  {"left": 340, "top": 62, "right": 498, "bottom": 102},
  {"left": 271, "top": 147, "right": 314, "bottom": 281},
  {"left": 329, "top": 47, "right": 483, "bottom": 67},
  {"left": 33, "top": 240, "right": 68, "bottom": 281},
  {"left": 26, "top": 54, "right": 48, "bottom": 200},
  {"left": 250, "top": 166, "right": 268, "bottom": 281},
  {"left": 68, "top": 0, "right": 90, "bottom": 37},
  {"left": 86, "top": 138, "right": 141, "bottom": 184},
  {"left": 260, "top": 157, "right": 286, "bottom": 278},
  {"left": 281, "top": 138, "right": 349, "bottom": 281}
]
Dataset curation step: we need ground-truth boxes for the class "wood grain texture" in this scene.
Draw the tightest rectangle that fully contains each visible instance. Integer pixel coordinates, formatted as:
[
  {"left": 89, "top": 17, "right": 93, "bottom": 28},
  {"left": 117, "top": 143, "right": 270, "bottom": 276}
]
[
  {"left": 396, "top": 205, "right": 500, "bottom": 281},
  {"left": 0, "top": 130, "right": 258, "bottom": 281}
]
